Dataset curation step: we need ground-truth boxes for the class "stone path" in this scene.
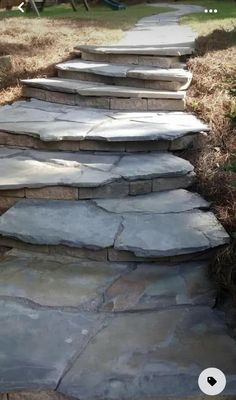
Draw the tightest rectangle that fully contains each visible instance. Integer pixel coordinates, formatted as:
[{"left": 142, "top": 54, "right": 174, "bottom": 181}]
[{"left": 0, "top": 3, "right": 235, "bottom": 400}]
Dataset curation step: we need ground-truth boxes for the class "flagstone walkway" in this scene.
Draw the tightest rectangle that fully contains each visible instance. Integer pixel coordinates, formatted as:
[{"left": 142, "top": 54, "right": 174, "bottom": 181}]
[{"left": 0, "top": 3, "right": 235, "bottom": 400}]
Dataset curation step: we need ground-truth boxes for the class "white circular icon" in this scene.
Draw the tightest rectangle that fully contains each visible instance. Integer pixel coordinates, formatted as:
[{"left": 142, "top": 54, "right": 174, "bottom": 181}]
[{"left": 198, "top": 368, "right": 226, "bottom": 395}]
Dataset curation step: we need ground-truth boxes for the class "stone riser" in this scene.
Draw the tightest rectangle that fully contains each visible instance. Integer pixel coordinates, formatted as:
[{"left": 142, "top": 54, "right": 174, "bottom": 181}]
[
  {"left": 0, "top": 173, "right": 195, "bottom": 212},
  {"left": 0, "top": 236, "right": 218, "bottom": 263},
  {"left": 0, "top": 132, "right": 196, "bottom": 152},
  {"left": 22, "top": 86, "right": 185, "bottom": 111},
  {"left": 79, "top": 51, "right": 183, "bottom": 68},
  {"left": 57, "top": 69, "right": 190, "bottom": 91}
]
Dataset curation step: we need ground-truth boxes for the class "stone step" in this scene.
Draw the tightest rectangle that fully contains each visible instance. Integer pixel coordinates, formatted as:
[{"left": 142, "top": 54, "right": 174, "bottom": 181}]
[
  {"left": 21, "top": 78, "right": 186, "bottom": 111},
  {"left": 0, "top": 249, "right": 216, "bottom": 310},
  {"left": 76, "top": 44, "right": 194, "bottom": 68},
  {"left": 0, "top": 149, "right": 196, "bottom": 210},
  {"left": 0, "top": 100, "right": 208, "bottom": 152},
  {"left": 1, "top": 297, "right": 236, "bottom": 397},
  {"left": 56, "top": 60, "right": 192, "bottom": 91},
  {"left": 0, "top": 193, "right": 229, "bottom": 262}
]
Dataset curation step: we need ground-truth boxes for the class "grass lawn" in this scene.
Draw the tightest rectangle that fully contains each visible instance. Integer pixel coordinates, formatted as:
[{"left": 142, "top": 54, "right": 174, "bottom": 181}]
[
  {"left": 0, "top": 3, "right": 171, "bottom": 103},
  {"left": 0, "top": 4, "right": 171, "bottom": 28},
  {"left": 180, "top": 0, "right": 236, "bottom": 35}
]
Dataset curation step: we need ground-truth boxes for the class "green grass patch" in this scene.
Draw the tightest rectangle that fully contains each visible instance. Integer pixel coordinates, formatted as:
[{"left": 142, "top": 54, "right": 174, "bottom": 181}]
[
  {"left": 180, "top": 0, "right": 236, "bottom": 35},
  {"left": 0, "top": 3, "right": 172, "bottom": 29}
]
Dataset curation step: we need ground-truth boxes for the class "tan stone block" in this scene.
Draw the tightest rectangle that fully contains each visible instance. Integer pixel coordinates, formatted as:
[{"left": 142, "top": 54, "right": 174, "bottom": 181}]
[
  {"left": 22, "top": 86, "right": 46, "bottom": 101},
  {"left": 0, "top": 237, "right": 50, "bottom": 254},
  {"left": 0, "top": 189, "right": 24, "bottom": 197},
  {"left": 147, "top": 98, "right": 185, "bottom": 111},
  {"left": 81, "top": 51, "right": 109, "bottom": 62},
  {"left": 8, "top": 391, "right": 71, "bottom": 400},
  {"left": 0, "top": 132, "right": 40, "bottom": 149},
  {"left": 25, "top": 186, "right": 78, "bottom": 200},
  {"left": 76, "top": 95, "right": 110, "bottom": 109},
  {"left": 110, "top": 98, "right": 147, "bottom": 111},
  {"left": 152, "top": 174, "right": 195, "bottom": 192},
  {"left": 51, "top": 141, "right": 81, "bottom": 151},
  {"left": 169, "top": 134, "right": 196, "bottom": 150},
  {"left": 0, "top": 393, "right": 7, "bottom": 400},
  {"left": 129, "top": 180, "right": 152, "bottom": 195},
  {"left": 113, "top": 77, "right": 144, "bottom": 88},
  {"left": 0, "top": 196, "right": 19, "bottom": 211},
  {"left": 108, "top": 248, "right": 145, "bottom": 262},
  {"left": 145, "top": 80, "right": 179, "bottom": 91},
  {"left": 125, "top": 140, "right": 169, "bottom": 152},
  {"left": 79, "top": 181, "right": 129, "bottom": 199},
  {"left": 61, "top": 70, "right": 111, "bottom": 84},
  {"left": 108, "top": 54, "right": 139, "bottom": 64},
  {"left": 45, "top": 91, "right": 76, "bottom": 106},
  {"left": 0, "top": 238, "right": 108, "bottom": 261},
  {"left": 48, "top": 245, "right": 108, "bottom": 261},
  {"left": 79, "top": 140, "right": 125, "bottom": 152},
  {"left": 138, "top": 55, "right": 174, "bottom": 68}
]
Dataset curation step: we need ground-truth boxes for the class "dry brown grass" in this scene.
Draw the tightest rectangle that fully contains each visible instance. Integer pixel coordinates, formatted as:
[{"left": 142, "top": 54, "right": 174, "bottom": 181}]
[
  {"left": 185, "top": 29, "right": 236, "bottom": 233},
  {"left": 0, "top": 17, "right": 123, "bottom": 105},
  {"left": 184, "top": 28, "right": 236, "bottom": 302}
]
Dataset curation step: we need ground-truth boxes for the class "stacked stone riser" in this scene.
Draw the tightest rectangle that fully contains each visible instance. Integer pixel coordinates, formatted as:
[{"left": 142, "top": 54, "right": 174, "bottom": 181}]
[
  {"left": 57, "top": 70, "right": 190, "bottom": 91},
  {"left": 78, "top": 50, "right": 183, "bottom": 68},
  {"left": 22, "top": 86, "right": 185, "bottom": 111},
  {"left": 0, "top": 236, "right": 222, "bottom": 263},
  {"left": 0, "top": 132, "right": 196, "bottom": 152},
  {"left": 0, "top": 173, "right": 195, "bottom": 213}
]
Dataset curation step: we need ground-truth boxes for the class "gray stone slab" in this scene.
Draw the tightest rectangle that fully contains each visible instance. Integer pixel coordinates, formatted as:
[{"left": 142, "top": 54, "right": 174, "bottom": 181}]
[
  {"left": 0, "top": 150, "right": 120, "bottom": 189},
  {"left": 0, "top": 200, "right": 122, "bottom": 249},
  {"left": 115, "top": 211, "right": 230, "bottom": 257},
  {"left": 22, "top": 78, "right": 185, "bottom": 99},
  {"left": 0, "top": 249, "right": 128, "bottom": 308},
  {"left": 95, "top": 189, "right": 209, "bottom": 214},
  {"left": 0, "top": 121, "right": 92, "bottom": 141},
  {"left": 57, "top": 60, "right": 130, "bottom": 78},
  {"left": 78, "top": 84, "right": 185, "bottom": 99},
  {"left": 0, "top": 197, "right": 229, "bottom": 258},
  {"left": 56, "top": 60, "right": 191, "bottom": 82},
  {"left": 113, "top": 152, "right": 193, "bottom": 180},
  {"left": 59, "top": 307, "right": 236, "bottom": 399},
  {"left": 102, "top": 261, "right": 216, "bottom": 311},
  {"left": 0, "top": 101, "right": 208, "bottom": 143},
  {"left": 0, "top": 150, "right": 195, "bottom": 190},
  {"left": 77, "top": 44, "right": 194, "bottom": 56},
  {"left": 21, "top": 78, "right": 101, "bottom": 94},
  {"left": 88, "top": 114, "right": 208, "bottom": 142},
  {"left": 0, "top": 299, "right": 106, "bottom": 392}
]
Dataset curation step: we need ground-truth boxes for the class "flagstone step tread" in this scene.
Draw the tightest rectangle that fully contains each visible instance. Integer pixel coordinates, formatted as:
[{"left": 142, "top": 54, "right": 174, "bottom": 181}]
[
  {"left": 56, "top": 60, "right": 192, "bottom": 82},
  {"left": 0, "top": 100, "right": 208, "bottom": 143},
  {"left": 0, "top": 299, "right": 106, "bottom": 393},
  {"left": 59, "top": 307, "right": 236, "bottom": 399},
  {"left": 0, "top": 249, "right": 216, "bottom": 310},
  {"left": 0, "top": 196, "right": 229, "bottom": 259},
  {"left": 2, "top": 300, "right": 236, "bottom": 396},
  {"left": 76, "top": 44, "right": 194, "bottom": 56},
  {"left": 0, "top": 148, "right": 195, "bottom": 190},
  {"left": 22, "top": 78, "right": 185, "bottom": 99}
]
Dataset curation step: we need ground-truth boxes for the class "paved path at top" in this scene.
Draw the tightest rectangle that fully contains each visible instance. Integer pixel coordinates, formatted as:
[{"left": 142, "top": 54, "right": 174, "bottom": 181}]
[{"left": 118, "top": 3, "right": 204, "bottom": 46}]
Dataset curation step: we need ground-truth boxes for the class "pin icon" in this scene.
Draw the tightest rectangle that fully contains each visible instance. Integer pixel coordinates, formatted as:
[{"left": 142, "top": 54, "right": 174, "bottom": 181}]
[{"left": 207, "top": 376, "right": 217, "bottom": 386}]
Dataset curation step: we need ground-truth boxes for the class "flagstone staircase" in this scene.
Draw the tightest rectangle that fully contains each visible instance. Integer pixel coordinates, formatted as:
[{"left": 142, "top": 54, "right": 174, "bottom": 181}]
[{"left": 0, "top": 7, "right": 235, "bottom": 399}]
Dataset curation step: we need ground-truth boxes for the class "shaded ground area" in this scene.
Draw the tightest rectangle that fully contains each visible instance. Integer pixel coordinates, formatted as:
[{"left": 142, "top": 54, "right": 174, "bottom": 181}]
[{"left": 0, "top": 4, "right": 169, "bottom": 104}]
